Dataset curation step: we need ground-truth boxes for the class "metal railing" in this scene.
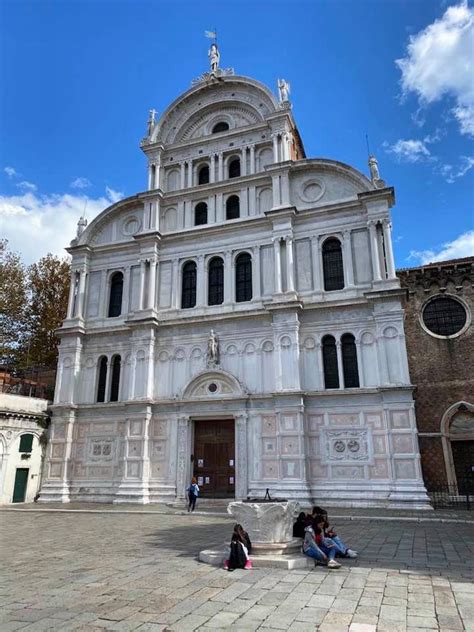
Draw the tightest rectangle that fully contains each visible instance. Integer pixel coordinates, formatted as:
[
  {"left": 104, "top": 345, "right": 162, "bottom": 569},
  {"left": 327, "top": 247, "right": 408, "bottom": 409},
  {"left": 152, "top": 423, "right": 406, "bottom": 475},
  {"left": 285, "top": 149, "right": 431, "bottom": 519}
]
[{"left": 429, "top": 479, "right": 473, "bottom": 510}]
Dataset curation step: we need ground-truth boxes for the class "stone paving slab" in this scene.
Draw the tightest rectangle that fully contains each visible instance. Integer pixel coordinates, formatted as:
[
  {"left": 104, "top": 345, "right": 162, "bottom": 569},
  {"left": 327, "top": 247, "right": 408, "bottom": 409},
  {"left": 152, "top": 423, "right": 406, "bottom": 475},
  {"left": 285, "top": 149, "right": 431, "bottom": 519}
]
[{"left": 0, "top": 511, "right": 473, "bottom": 631}]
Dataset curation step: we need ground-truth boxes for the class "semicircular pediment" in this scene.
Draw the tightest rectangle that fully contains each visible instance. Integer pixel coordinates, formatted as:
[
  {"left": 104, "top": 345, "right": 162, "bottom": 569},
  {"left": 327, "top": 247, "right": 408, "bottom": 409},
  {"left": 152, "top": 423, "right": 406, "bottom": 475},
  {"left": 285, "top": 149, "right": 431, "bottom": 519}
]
[
  {"left": 177, "top": 102, "right": 262, "bottom": 142},
  {"left": 181, "top": 369, "right": 248, "bottom": 399},
  {"left": 152, "top": 76, "right": 278, "bottom": 146}
]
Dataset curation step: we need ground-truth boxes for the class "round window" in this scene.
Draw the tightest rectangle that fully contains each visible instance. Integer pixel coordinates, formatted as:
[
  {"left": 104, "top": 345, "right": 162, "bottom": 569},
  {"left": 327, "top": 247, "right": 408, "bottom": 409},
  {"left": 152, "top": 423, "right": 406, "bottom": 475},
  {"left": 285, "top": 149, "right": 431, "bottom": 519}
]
[
  {"left": 422, "top": 296, "right": 468, "bottom": 337},
  {"left": 208, "top": 383, "right": 218, "bottom": 393}
]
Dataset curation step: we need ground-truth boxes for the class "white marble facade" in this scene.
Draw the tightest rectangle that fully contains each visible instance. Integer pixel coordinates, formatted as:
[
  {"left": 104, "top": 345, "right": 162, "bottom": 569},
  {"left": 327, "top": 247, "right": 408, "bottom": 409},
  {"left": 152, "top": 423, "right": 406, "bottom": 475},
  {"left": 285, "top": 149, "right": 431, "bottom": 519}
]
[{"left": 39, "top": 68, "right": 430, "bottom": 508}]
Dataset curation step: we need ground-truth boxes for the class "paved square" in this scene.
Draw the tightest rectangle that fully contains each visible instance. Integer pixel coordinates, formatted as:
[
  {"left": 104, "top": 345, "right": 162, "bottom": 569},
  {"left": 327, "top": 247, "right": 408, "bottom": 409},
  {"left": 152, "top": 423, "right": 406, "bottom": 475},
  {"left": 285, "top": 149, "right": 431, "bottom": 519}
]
[{"left": 1, "top": 509, "right": 473, "bottom": 631}]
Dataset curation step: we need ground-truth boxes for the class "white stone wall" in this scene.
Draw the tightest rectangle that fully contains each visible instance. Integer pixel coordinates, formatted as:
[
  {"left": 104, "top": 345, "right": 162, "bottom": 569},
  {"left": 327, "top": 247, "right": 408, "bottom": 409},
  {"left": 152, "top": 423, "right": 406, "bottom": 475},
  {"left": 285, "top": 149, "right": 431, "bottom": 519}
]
[{"left": 40, "top": 73, "right": 428, "bottom": 508}]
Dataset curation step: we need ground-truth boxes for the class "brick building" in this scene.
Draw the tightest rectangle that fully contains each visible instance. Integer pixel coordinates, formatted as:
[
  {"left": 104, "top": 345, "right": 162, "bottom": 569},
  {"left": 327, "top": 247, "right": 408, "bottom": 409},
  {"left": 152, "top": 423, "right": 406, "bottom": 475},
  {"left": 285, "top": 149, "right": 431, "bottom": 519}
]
[{"left": 398, "top": 257, "right": 474, "bottom": 492}]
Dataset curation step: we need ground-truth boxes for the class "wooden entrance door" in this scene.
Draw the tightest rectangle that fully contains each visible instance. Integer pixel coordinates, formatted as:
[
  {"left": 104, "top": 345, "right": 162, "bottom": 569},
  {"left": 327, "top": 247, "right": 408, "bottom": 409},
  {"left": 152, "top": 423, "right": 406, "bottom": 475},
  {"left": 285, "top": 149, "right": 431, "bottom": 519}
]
[
  {"left": 193, "top": 420, "right": 235, "bottom": 498},
  {"left": 13, "top": 468, "right": 29, "bottom": 503}
]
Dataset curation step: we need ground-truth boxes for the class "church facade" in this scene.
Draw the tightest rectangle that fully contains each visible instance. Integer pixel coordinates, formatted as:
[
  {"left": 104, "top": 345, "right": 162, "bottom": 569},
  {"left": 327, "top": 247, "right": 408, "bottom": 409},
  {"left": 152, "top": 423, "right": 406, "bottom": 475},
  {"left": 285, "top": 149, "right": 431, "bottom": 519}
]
[{"left": 40, "top": 55, "right": 430, "bottom": 508}]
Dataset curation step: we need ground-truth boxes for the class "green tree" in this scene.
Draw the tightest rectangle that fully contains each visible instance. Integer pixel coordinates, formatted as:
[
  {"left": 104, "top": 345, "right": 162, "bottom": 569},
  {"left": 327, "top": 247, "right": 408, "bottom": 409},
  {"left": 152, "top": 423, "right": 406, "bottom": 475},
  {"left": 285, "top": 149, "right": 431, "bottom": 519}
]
[
  {"left": 26, "top": 254, "right": 70, "bottom": 368},
  {"left": 0, "top": 240, "right": 28, "bottom": 366}
]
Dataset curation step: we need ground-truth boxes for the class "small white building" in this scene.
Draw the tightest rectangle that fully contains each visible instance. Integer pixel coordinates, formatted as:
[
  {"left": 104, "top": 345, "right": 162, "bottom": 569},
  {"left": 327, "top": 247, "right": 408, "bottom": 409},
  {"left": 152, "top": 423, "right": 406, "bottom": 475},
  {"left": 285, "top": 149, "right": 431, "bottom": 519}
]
[
  {"left": 0, "top": 393, "right": 49, "bottom": 504},
  {"left": 40, "top": 50, "right": 430, "bottom": 508}
]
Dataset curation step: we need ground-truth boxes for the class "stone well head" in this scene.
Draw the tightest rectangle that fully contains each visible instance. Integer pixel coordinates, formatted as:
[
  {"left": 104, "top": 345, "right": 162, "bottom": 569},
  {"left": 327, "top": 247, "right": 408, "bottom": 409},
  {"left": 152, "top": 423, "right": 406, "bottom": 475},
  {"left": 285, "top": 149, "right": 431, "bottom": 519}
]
[{"left": 227, "top": 500, "right": 299, "bottom": 544}]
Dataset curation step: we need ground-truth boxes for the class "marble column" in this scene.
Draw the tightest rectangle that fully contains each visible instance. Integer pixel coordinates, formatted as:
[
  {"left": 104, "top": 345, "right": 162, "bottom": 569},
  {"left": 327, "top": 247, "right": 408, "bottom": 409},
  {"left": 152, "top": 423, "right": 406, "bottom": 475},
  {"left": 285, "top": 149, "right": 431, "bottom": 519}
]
[
  {"left": 272, "top": 175, "right": 281, "bottom": 208},
  {"left": 272, "top": 134, "right": 279, "bottom": 163},
  {"left": 241, "top": 146, "right": 247, "bottom": 176},
  {"left": 139, "top": 260, "right": 146, "bottom": 310},
  {"left": 171, "top": 258, "right": 179, "bottom": 309},
  {"left": 249, "top": 144, "right": 256, "bottom": 174},
  {"left": 355, "top": 339, "right": 364, "bottom": 387},
  {"left": 310, "top": 236, "right": 322, "bottom": 292},
  {"left": 383, "top": 219, "right": 396, "bottom": 278},
  {"left": 252, "top": 245, "right": 261, "bottom": 300},
  {"left": 196, "top": 255, "right": 205, "bottom": 306},
  {"left": 368, "top": 220, "right": 382, "bottom": 281},
  {"left": 235, "top": 412, "right": 248, "bottom": 500},
  {"left": 285, "top": 236, "right": 295, "bottom": 292},
  {"left": 187, "top": 160, "right": 193, "bottom": 188},
  {"left": 336, "top": 340, "right": 344, "bottom": 389},
  {"left": 122, "top": 266, "right": 130, "bottom": 315},
  {"left": 218, "top": 152, "right": 224, "bottom": 181},
  {"left": 210, "top": 154, "right": 215, "bottom": 183},
  {"left": 176, "top": 416, "right": 190, "bottom": 501},
  {"left": 273, "top": 238, "right": 282, "bottom": 294},
  {"left": 180, "top": 162, "right": 186, "bottom": 189},
  {"left": 148, "top": 258, "right": 157, "bottom": 309},
  {"left": 77, "top": 268, "right": 87, "bottom": 319},
  {"left": 66, "top": 271, "right": 77, "bottom": 318},
  {"left": 224, "top": 250, "right": 232, "bottom": 303},
  {"left": 343, "top": 230, "right": 355, "bottom": 287}
]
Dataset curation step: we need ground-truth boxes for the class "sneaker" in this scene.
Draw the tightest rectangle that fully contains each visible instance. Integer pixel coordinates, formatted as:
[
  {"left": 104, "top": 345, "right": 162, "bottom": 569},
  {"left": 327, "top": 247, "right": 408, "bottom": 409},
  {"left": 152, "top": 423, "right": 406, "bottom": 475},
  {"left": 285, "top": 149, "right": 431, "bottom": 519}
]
[
  {"left": 346, "top": 549, "right": 358, "bottom": 558},
  {"left": 327, "top": 559, "right": 341, "bottom": 569}
]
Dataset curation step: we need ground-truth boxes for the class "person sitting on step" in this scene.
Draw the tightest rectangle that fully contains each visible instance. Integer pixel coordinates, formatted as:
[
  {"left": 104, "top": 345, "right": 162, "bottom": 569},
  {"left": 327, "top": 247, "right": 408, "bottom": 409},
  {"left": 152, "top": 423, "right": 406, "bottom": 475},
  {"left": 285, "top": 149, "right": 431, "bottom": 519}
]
[
  {"left": 303, "top": 516, "right": 341, "bottom": 569},
  {"left": 224, "top": 524, "right": 253, "bottom": 571},
  {"left": 293, "top": 511, "right": 308, "bottom": 539},
  {"left": 312, "top": 506, "right": 358, "bottom": 558}
]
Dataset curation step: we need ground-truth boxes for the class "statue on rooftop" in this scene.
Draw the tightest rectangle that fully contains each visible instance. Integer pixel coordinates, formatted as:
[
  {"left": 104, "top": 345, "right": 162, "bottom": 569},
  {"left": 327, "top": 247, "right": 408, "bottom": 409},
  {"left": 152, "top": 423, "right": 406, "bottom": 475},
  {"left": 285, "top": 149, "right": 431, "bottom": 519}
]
[
  {"left": 76, "top": 216, "right": 87, "bottom": 238},
  {"left": 278, "top": 79, "right": 290, "bottom": 103},
  {"left": 147, "top": 109, "right": 157, "bottom": 137},
  {"left": 209, "top": 43, "right": 220, "bottom": 73},
  {"left": 368, "top": 155, "right": 386, "bottom": 189}
]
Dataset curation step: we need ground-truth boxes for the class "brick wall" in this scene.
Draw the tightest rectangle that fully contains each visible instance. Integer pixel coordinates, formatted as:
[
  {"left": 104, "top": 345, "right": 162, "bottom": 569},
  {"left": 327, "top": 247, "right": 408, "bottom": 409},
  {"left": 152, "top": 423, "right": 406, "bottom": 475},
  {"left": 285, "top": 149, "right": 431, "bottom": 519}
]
[{"left": 398, "top": 257, "right": 474, "bottom": 489}]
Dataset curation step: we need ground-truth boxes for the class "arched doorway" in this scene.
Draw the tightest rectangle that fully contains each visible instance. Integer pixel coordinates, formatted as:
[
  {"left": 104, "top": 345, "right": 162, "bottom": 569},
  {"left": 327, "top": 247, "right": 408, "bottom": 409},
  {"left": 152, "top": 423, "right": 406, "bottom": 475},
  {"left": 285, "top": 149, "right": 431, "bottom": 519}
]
[{"left": 441, "top": 402, "right": 474, "bottom": 493}]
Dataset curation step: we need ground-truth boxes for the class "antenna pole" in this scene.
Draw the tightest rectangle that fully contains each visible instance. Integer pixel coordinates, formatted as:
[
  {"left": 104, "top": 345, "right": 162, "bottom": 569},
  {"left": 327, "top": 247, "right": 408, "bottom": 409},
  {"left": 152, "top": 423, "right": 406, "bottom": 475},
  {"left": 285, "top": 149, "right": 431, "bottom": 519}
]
[{"left": 365, "top": 134, "right": 371, "bottom": 157}]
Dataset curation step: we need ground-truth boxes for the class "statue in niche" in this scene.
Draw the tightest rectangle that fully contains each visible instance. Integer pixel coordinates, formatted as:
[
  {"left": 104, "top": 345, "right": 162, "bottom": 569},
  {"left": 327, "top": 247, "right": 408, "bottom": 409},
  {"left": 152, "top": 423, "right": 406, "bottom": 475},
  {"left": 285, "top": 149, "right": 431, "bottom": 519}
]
[
  {"left": 207, "top": 329, "right": 219, "bottom": 365},
  {"left": 278, "top": 78, "right": 290, "bottom": 102},
  {"left": 147, "top": 109, "right": 157, "bottom": 137},
  {"left": 208, "top": 43, "right": 220, "bottom": 73}
]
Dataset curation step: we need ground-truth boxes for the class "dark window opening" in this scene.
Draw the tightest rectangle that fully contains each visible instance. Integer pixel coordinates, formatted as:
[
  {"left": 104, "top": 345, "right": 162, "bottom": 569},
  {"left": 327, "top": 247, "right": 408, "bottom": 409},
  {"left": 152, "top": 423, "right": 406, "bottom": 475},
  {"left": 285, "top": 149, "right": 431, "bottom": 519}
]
[
  {"left": 19, "top": 434, "right": 34, "bottom": 453},
  {"left": 341, "top": 333, "right": 359, "bottom": 388},
  {"left": 198, "top": 165, "right": 209, "bottom": 185},
  {"left": 212, "top": 122, "right": 229, "bottom": 134},
  {"left": 97, "top": 356, "right": 108, "bottom": 402},
  {"left": 226, "top": 195, "right": 240, "bottom": 220},
  {"left": 322, "top": 335, "right": 339, "bottom": 389},
  {"left": 208, "top": 257, "right": 224, "bottom": 306},
  {"left": 235, "top": 252, "right": 252, "bottom": 303},
  {"left": 195, "top": 202, "right": 208, "bottom": 226},
  {"left": 110, "top": 355, "right": 121, "bottom": 402},
  {"left": 181, "top": 261, "right": 197, "bottom": 309},
  {"left": 108, "top": 272, "right": 123, "bottom": 317},
  {"left": 423, "top": 297, "right": 467, "bottom": 337},
  {"left": 322, "top": 238, "right": 344, "bottom": 291},
  {"left": 228, "top": 158, "right": 241, "bottom": 178}
]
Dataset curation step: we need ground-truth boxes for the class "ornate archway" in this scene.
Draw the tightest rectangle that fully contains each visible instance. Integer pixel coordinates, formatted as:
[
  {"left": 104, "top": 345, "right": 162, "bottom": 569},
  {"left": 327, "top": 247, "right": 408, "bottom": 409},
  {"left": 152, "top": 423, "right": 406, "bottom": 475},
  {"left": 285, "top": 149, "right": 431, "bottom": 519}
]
[{"left": 440, "top": 401, "right": 474, "bottom": 489}]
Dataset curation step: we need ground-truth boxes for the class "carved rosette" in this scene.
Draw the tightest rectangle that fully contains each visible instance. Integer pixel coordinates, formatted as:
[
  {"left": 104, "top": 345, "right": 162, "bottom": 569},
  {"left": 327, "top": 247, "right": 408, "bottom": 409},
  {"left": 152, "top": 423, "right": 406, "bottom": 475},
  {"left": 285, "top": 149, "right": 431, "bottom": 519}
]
[
  {"left": 227, "top": 500, "right": 299, "bottom": 544},
  {"left": 324, "top": 429, "right": 369, "bottom": 462}
]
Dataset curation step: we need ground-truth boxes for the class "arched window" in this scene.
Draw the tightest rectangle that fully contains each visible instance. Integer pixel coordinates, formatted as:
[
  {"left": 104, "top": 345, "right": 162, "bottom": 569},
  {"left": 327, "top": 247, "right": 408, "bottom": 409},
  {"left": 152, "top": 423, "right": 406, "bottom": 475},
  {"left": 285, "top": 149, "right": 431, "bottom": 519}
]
[
  {"left": 322, "top": 335, "right": 339, "bottom": 389},
  {"left": 212, "top": 121, "right": 229, "bottom": 133},
  {"left": 110, "top": 355, "right": 121, "bottom": 402},
  {"left": 228, "top": 158, "right": 241, "bottom": 178},
  {"left": 198, "top": 165, "right": 209, "bottom": 185},
  {"left": 322, "top": 238, "right": 344, "bottom": 291},
  {"left": 208, "top": 257, "right": 224, "bottom": 306},
  {"left": 195, "top": 202, "right": 208, "bottom": 226},
  {"left": 19, "top": 434, "right": 34, "bottom": 453},
  {"left": 341, "top": 333, "right": 359, "bottom": 388},
  {"left": 181, "top": 261, "right": 197, "bottom": 309},
  {"left": 108, "top": 272, "right": 123, "bottom": 317},
  {"left": 226, "top": 195, "right": 240, "bottom": 220},
  {"left": 235, "top": 252, "right": 252, "bottom": 303},
  {"left": 97, "top": 356, "right": 108, "bottom": 402}
]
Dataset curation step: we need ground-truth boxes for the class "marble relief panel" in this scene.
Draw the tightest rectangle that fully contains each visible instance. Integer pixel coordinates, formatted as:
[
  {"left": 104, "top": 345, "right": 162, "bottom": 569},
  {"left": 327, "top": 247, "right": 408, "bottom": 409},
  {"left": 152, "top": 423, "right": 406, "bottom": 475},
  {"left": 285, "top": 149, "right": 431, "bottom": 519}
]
[
  {"left": 262, "top": 460, "right": 279, "bottom": 480},
  {"left": 49, "top": 462, "right": 62, "bottom": 478},
  {"left": 331, "top": 465, "right": 365, "bottom": 479},
  {"left": 127, "top": 462, "right": 141, "bottom": 478},
  {"left": 261, "top": 416, "right": 277, "bottom": 437},
  {"left": 151, "top": 440, "right": 167, "bottom": 460},
  {"left": 323, "top": 429, "right": 369, "bottom": 462},
  {"left": 328, "top": 413, "right": 360, "bottom": 426},
  {"left": 279, "top": 414, "right": 298, "bottom": 433},
  {"left": 128, "top": 440, "right": 142, "bottom": 457},
  {"left": 392, "top": 434, "right": 414, "bottom": 454},
  {"left": 307, "top": 436, "right": 320, "bottom": 457},
  {"left": 389, "top": 410, "right": 411, "bottom": 429},
  {"left": 369, "top": 459, "right": 390, "bottom": 479},
  {"left": 372, "top": 435, "right": 387, "bottom": 455},
  {"left": 281, "top": 436, "right": 300, "bottom": 455},
  {"left": 364, "top": 413, "right": 383, "bottom": 430},
  {"left": 394, "top": 459, "right": 417, "bottom": 479},
  {"left": 309, "top": 461, "right": 328, "bottom": 479},
  {"left": 130, "top": 420, "right": 143, "bottom": 436},
  {"left": 262, "top": 438, "right": 277, "bottom": 455},
  {"left": 282, "top": 460, "right": 300, "bottom": 479},
  {"left": 54, "top": 423, "right": 66, "bottom": 439},
  {"left": 307, "top": 414, "right": 324, "bottom": 432}
]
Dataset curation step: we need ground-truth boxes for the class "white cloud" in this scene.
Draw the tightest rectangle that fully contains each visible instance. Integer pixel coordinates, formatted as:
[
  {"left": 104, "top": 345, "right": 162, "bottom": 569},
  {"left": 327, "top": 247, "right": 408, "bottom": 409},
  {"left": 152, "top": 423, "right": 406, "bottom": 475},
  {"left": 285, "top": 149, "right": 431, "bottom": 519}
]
[
  {"left": 4, "top": 166, "right": 17, "bottom": 178},
  {"left": 396, "top": 1, "right": 474, "bottom": 136},
  {"left": 70, "top": 177, "right": 92, "bottom": 189},
  {"left": 408, "top": 230, "right": 474, "bottom": 264},
  {"left": 384, "top": 139, "right": 432, "bottom": 162},
  {"left": 0, "top": 187, "right": 123, "bottom": 264},
  {"left": 17, "top": 180, "right": 37, "bottom": 192},
  {"left": 105, "top": 186, "right": 124, "bottom": 203},
  {"left": 439, "top": 155, "right": 474, "bottom": 182}
]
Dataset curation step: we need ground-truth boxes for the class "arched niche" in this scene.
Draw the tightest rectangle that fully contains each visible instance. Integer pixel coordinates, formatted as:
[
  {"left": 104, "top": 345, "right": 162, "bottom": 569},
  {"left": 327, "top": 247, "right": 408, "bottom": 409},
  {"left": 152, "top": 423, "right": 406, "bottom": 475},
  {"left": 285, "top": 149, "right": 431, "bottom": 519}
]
[
  {"left": 440, "top": 401, "right": 474, "bottom": 489},
  {"left": 181, "top": 369, "right": 247, "bottom": 400}
]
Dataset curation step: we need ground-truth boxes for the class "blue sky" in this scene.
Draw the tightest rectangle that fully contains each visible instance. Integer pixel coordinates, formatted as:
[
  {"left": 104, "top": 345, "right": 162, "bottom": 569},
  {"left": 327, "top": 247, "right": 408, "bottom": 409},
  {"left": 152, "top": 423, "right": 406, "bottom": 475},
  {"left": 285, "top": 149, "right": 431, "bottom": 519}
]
[{"left": 1, "top": 0, "right": 473, "bottom": 265}]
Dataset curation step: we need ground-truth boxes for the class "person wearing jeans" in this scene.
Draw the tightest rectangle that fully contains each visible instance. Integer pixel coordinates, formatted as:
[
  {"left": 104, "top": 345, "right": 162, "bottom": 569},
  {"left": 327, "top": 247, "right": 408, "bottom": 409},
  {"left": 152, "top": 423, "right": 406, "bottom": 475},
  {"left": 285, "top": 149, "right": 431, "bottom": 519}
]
[{"left": 303, "top": 524, "right": 341, "bottom": 569}]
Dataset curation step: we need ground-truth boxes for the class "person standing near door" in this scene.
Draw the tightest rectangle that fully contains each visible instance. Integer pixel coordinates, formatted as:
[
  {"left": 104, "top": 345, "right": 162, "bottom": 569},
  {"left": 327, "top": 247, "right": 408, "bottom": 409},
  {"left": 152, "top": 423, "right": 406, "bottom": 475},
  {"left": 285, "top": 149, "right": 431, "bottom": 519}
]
[{"left": 187, "top": 477, "right": 200, "bottom": 512}]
